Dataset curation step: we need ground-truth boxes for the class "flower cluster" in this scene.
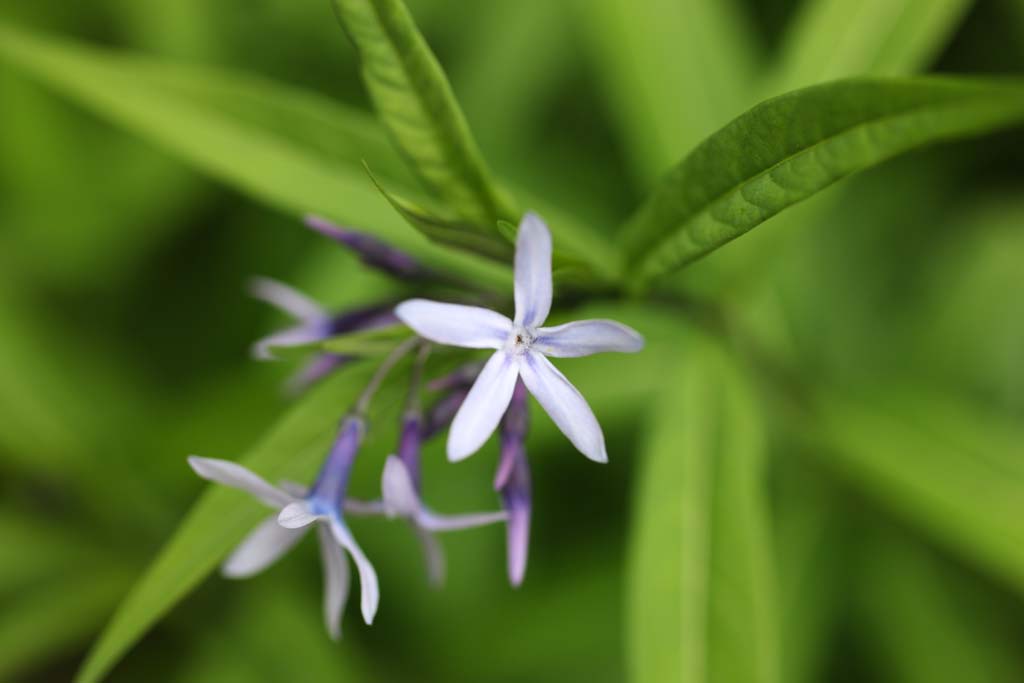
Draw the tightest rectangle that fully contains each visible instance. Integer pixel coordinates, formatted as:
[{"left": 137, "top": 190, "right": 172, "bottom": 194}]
[{"left": 189, "top": 212, "right": 642, "bottom": 637}]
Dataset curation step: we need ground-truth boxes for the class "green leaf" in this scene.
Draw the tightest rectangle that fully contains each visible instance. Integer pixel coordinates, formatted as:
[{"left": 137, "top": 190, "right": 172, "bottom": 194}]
[
  {"left": 622, "top": 77, "right": 1024, "bottom": 284},
  {"left": 330, "top": 0, "right": 516, "bottom": 237},
  {"left": 365, "top": 163, "right": 512, "bottom": 260},
  {"left": 74, "top": 361, "right": 400, "bottom": 683},
  {"left": 628, "top": 334, "right": 778, "bottom": 683},
  {"left": 0, "top": 22, "right": 511, "bottom": 292},
  {"left": 809, "top": 384, "right": 1024, "bottom": 596},
  {"left": 576, "top": 0, "right": 759, "bottom": 182},
  {"left": 773, "top": 462, "right": 849, "bottom": 683},
  {"left": 767, "top": 0, "right": 974, "bottom": 94}
]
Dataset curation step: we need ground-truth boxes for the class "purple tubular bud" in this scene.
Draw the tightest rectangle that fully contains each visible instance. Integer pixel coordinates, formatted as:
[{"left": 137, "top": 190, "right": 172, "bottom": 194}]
[
  {"left": 285, "top": 353, "right": 351, "bottom": 396},
  {"left": 309, "top": 416, "right": 366, "bottom": 510},
  {"left": 422, "top": 388, "right": 469, "bottom": 440},
  {"left": 397, "top": 412, "right": 423, "bottom": 492},
  {"left": 498, "top": 380, "right": 531, "bottom": 587},
  {"left": 305, "top": 215, "right": 425, "bottom": 279},
  {"left": 426, "top": 361, "right": 486, "bottom": 392},
  {"left": 325, "top": 305, "right": 399, "bottom": 337}
]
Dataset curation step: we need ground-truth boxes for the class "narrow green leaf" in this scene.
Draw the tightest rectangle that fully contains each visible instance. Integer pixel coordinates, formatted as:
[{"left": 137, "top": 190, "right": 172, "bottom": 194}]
[
  {"left": 576, "top": 0, "right": 759, "bottom": 182},
  {"left": 330, "top": 0, "right": 516, "bottom": 235},
  {"left": 622, "top": 77, "right": 1024, "bottom": 284},
  {"left": 767, "top": 0, "right": 974, "bottom": 94},
  {"left": 773, "top": 463, "right": 848, "bottom": 683},
  {"left": 628, "top": 335, "right": 778, "bottom": 683},
  {"left": 0, "top": 22, "right": 510, "bottom": 292},
  {"left": 74, "top": 361, "right": 395, "bottom": 683},
  {"left": 366, "top": 164, "right": 512, "bottom": 260},
  {"left": 810, "top": 385, "right": 1024, "bottom": 596}
]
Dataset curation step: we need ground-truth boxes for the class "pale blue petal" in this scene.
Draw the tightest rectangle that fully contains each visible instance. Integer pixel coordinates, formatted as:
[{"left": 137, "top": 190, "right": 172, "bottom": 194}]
[
  {"left": 222, "top": 515, "right": 308, "bottom": 578},
  {"left": 188, "top": 456, "right": 292, "bottom": 508},
  {"left": 395, "top": 299, "right": 511, "bottom": 349},
  {"left": 513, "top": 212, "right": 553, "bottom": 328},
  {"left": 447, "top": 351, "right": 520, "bottom": 461},
  {"left": 533, "top": 319, "right": 644, "bottom": 358},
  {"left": 518, "top": 352, "right": 607, "bottom": 463},
  {"left": 317, "top": 524, "right": 350, "bottom": 640}
]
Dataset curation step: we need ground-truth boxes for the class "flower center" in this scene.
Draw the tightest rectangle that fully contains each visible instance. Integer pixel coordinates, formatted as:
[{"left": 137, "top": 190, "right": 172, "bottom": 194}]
[{"left": 506, "top": 326, "right": 534, "bottom": 356}]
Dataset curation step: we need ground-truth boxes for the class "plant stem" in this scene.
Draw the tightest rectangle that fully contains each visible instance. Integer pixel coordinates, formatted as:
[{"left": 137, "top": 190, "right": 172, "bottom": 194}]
[{"left": 353, "top": 336, "right": 421, "bottom": 417}]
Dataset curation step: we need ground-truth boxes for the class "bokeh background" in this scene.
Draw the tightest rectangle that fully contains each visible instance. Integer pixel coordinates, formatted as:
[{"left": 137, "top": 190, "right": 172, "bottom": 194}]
[{"left": 2, "top": 0, "right": 1024, "bottom": 681}]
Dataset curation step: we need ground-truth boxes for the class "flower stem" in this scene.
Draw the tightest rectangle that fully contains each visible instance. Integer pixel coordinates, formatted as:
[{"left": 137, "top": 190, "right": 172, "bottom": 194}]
[{"left": 354, "top": 336, "right": 421, "bottom": 417}]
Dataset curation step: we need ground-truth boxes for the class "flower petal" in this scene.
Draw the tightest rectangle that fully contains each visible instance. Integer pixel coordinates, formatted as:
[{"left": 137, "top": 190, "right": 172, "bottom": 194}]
[
  {"left": 248, "top": 276, "right": 325, "bottom": 321},
  {"left": 518, "top": 352, "right": 607, "bottom": 463},
  {"left": 381, "top": 456, "right": 420, "bottom": 517},
  {"left": 533, "top": 319, "right": 645, "bottom": 358},
  {"left": 513, "top": 212, "right": 553, "bottom": 328},
  {"left": 251, "top": 325, "right": 327, "bottom": 361},
  {"left": 419, "top": 508, "right": 507, "bottom": 532},
  {"left": 415, "top": 526, "right": 446, "bottom": 587},
  {"left": 222, "top": 515, "right": 308, "bottom": 579},
  {"left": 317, "top": 524, "right": 351, "bottom": 640},
  {"left": 278, "top": 502, "right": 320, "bottom": 528},
  {"left": 447, "top": 351, "right": 520, "bottom": 461},
  {"left": 395, "top": 300, "right": 510, "bottom": 349},
  {"left": 505, "top": 489, "right": 531, "bottom": 588},
  {"left": 328, "top": 517, "right": 380, "bottom": 625},
  {"left": 187, "top": 456, "right": 292, "bottom": 508}
]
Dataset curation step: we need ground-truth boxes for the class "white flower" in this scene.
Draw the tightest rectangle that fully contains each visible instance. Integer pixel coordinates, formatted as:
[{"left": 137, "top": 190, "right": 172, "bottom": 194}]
[
  {"left": 187, "top": 418, "right": 381, "bottom": 639},
  {"left": 395, "top": 213, "right": 643, "bottom": 463}
]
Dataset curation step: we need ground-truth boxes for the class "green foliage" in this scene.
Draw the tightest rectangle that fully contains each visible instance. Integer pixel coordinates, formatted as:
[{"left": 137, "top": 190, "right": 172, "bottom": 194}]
[
  {"left": 2, "top": 1, "right": 1024, "bottom": 682},
  {"left": 622, "top": 77, "right": 1024, "bottom": 284},
  {"left": 809, "top": 385, "right": 1024, "bottom": 595},
  {"left": 628, "top": 334, "right": 778, "bottom": 683},
  {"left": 854, "top": 532, "right": 1023, "bottom": 683},
  {"left": 577, "top": 0, "right": 758, "bottom": 181},
  {"left": 0, "top": 22, "right": 511, "bottom": 292},
  {"left": 330, "top": 0, "right": 516, "bottom": 247},
  {"left": 766, "top": 0, "right": 975, "bottom": 93}
]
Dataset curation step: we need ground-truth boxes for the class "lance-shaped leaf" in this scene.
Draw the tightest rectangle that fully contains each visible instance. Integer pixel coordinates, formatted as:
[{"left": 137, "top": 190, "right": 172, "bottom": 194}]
[
  {"left": 628, "top": 335, "right": 779, "bottom": 683},
  {"left": 622, "top": 77, "right": 1024, "bottom": 284},
  {"left": 74, "top": 362, "right": 389, "bottom": 683},
  {"left": 809, "top": 384, "right": 1024, "bottom": 596},
  {"left": 330, "top": 0, "right": 516, "bottom": 244},
  {"left": 0, "top": 22, "right": 510, "bottom": 292},
  {"left": 766, "top": 0, "right": 974, "bottom": 94}
]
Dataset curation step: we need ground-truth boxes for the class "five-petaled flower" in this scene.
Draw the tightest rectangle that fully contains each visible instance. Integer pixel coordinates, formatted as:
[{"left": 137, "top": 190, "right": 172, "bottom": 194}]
[
  {"left": 395, "top": 213, "right": 644, "bottom": 463},
  {"left": 188, "top": 416, "right": 380, "bottom": 639}
]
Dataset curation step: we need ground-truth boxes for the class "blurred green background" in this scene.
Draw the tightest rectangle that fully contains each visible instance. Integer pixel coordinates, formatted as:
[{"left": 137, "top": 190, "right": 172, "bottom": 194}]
[{"left": 1, "top": 0, "right": 1024, "bottom": 681}]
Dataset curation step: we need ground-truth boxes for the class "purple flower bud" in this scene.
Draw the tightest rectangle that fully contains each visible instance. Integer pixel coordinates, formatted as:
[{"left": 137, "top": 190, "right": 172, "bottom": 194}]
[
  {"left": 426, "top": 361, "right": 486, "bottom": 392},
  {"left": 249, "top": 275, "right": 400, "bottom": 393},
  {"left": 422, "top": 387, "right": 469, "bottom": 440},
  {"left": 309, "top": 416, "right": 365, "bottom": 511},
  {"left": 305, "top": 215, "right": 426, "bottom": 279},
  {"left": 497, "top": 379, "right": 531, "bottom": 587},
  {"left": 397, "top": 411, "right": 423, "bottom": 492}
]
